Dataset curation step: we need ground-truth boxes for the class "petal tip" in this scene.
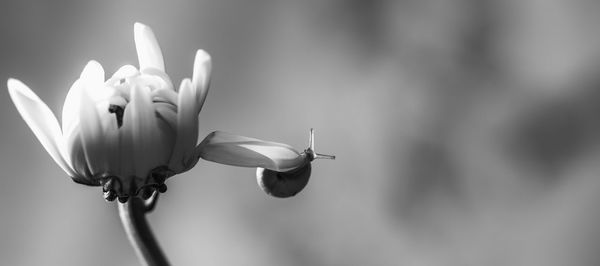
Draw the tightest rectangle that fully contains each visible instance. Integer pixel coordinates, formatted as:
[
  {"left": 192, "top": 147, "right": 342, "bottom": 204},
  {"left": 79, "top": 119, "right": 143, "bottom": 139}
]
[
  {"left": 178, "top": 78, "right": 193, "bottom": 96},
  {"left": 81, "top": 60, "right": 105, "bottom": 81},
  {"left": 86, "top": 59, "right": 101, "bottom": 67},
  {"left": 7, "top": 78, "right": 20, "bottom": 94},
  {"left": 134, "top": 22, "right": 148, "bottom": 32},
  {"left": 6, "top": 77, "right": 78, "bottom": 178},
  {"left": 192, "top": 50, "right": 212, "bottom": 92},
  {"left": 7, "top": 78, "right": 22, "bottom": 90},
  {"left": 195, "top": 49, "right": 212, "bottom": 63},
  {"left": 7, "top": 78, "right": 18, "bottom": 87},
  {"left": 134, "top": 22, "right": 164, "bottom": 71},
  {"left": 7, "top": 78, "right": 35, "bottom": 101},
  {"left": 194, "top": 50, "right": 212, "bottom": 73}
]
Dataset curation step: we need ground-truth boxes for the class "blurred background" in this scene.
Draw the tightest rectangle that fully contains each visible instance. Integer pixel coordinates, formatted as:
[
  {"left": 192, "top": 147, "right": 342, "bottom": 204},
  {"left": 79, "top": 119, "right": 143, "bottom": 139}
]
[{"left": 2, "top": 0, "right": 600, "bottom": 265}]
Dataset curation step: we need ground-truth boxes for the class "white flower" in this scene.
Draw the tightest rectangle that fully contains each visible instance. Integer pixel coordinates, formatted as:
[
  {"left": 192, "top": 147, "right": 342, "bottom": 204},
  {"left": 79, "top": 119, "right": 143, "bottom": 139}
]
[
  {"left": 8, "top": 23, "right": 333, "bottom": 201},
  {"left": 8, "top": 23, "right": 211, "bottom": 201}
]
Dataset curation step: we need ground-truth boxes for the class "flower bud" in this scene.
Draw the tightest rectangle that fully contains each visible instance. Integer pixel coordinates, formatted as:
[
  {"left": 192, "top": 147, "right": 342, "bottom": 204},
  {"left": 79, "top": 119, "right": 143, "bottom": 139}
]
[{"left": 8, "top": 23, "right": 212, "bottom": 201}]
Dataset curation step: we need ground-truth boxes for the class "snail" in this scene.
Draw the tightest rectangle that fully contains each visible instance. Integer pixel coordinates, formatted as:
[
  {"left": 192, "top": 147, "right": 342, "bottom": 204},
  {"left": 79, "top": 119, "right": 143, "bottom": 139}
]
[
  {"left": 196, "top": 128, "right": 335, "bottom": 197},
  {"left": 256, "top": 129, "right": 335, "bottom": 197}
]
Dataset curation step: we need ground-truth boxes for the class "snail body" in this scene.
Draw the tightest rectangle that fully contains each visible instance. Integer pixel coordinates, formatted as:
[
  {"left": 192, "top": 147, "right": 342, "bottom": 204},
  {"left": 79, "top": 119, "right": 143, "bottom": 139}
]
[
  {"left": 197, "top": 128, "right": 334, "bottom": 198},
  {"left": 255, "top": 129, "right": 333, "bottom": 197}
]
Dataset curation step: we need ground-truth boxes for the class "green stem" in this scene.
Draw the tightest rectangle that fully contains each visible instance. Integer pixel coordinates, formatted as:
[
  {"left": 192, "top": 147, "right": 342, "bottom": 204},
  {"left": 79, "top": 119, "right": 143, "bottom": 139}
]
[{"left": 118, "top": 193, "right": 170, "bottom": 266}]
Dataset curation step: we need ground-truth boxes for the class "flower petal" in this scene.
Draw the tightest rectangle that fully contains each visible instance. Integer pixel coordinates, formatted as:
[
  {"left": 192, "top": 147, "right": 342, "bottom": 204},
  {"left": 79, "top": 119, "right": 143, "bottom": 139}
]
[
  {"left": 67, "top": 132, "right": 96, "bottom": 185},
  {"left": 142, "top": 67, "right": 174, "bottom": 91},
  {"left": 61, "top": 79, "right": 84, "bottom": 143},
  {"left": 113, "top": 64, "right": 139, "bottom": 79},
  {"left": 80, "top": 60, "right": 118, "bottom": 105},
  {"left": 105, "top": 64, "right": 139, "bottom": 86},
  {"left": 81, "top": 60, "right": 104, "bottom": 85},
  {"left": 78, "top": 85, "right": 108, "bottom": 176},
  {"left": 63, "top": 61, "right": 107, "bottom": 141},
  {"left": 100, "top": 109, "right": 120, "bottom": 178},
  {"left": 154, "top": 101, "right": 177, "bottom": 131},
  {"left": 124, "top": 84, "right": 169, "bottom": 178},
  {"left": 195, "top": 131, "right": 306, "bottom": 172},
  {"left": 168, "top": 79, "right": 198, "bottom": 172},
  {"left": 134, "top": 22, "right": 165, "bottom": 71},
  {"left": 192, "top": 50, "right": 212, "bottom": 114},
  {"left": 7, "top": 78, "right": 77, "bottom": 177},
  {"left": 152, "top": 88, "right": 178, "bottom": 106},
  {"left": 132, "top": 73, "right": 169, "bottom": 92}
]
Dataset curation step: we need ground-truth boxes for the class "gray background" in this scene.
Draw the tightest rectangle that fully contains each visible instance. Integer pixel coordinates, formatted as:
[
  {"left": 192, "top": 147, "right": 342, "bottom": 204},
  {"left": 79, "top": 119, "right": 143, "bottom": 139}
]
[{"left": 2, "top": 0, "right": 600, "bottom": 265}]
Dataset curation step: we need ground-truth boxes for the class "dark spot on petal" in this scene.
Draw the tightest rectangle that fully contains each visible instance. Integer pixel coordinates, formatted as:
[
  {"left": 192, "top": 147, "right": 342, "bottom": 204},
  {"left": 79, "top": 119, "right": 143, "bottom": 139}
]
[{"left": 108, "top": 104, "right": 125, "bottom": 128}]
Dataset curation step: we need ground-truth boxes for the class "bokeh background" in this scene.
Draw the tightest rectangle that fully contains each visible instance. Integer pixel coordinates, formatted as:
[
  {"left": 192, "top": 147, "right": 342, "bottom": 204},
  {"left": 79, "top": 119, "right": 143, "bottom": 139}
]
[{"left": 2, "top": 0, "right": 600, "bottom": 265}]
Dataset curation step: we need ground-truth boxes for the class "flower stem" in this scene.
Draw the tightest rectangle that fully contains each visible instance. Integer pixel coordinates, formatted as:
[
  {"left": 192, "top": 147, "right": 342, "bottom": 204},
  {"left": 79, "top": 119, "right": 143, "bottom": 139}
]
[{"left": 118, "top": 192, "right": 170, "bottom": 266}]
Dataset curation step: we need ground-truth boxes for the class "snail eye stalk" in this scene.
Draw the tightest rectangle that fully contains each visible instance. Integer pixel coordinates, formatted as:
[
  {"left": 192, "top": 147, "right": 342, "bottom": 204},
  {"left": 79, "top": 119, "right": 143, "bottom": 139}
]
[
  {"left": 256, "top": 128, "right": 335, "bottom": 198},
  {"left": 305, "top": 128, "right": 336, "bottom": 161}
]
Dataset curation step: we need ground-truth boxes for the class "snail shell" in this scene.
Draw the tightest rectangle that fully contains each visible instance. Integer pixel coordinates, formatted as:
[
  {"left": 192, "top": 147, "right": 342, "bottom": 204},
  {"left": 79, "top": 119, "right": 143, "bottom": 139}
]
[{"left": 257, "top": 162, "right": 311, "bottom": 198}]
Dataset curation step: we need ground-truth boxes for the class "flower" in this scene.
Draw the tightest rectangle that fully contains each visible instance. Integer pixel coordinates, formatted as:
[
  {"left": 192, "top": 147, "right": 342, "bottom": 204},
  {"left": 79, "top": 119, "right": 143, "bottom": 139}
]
[
  {"left": 8, "top": 22, "right": 333, "bottom": 202},
  {"left": 8, "top": 23, "right": 211, "bottom": 201}
]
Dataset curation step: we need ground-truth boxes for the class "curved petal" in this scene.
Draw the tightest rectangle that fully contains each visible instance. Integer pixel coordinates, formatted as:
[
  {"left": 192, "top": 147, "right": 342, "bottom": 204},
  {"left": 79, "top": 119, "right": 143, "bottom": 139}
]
[
  {"left": 77, "top": 82, "right": 123, "bottom": 179},
  {"left": 80, "top": 60, "right": 104, "bottom": 85},
  {"left": 63, "top": 61, "right": 108, "bottom": 141},
  {"left": 132, "top": 73, "right": 169, "bottom": 92},
  {"left": 154, "top": 101, "right": 177, "bottom": 131},
  {"left": 78, "top": 85, "right": 108, "bottom": 176},
  {"left": 61, "top": 79, "right": 84, "bottom": 142},
  {"left": 123, "top": 84, "right": 169, "bottom": 178},
  {"left": 105, "top": 64, "right": 139, "bottom": 86},
  {"left": 99, "top": 108, "right": 120, "bottom": 178},
  {"left": 195, "top": 131, "right": 307, "bottom": 172},
  {"left": 168, "top": 79, "right": 198, "bottom": 172},
  {"left": 152, "top": 88, "right": 178, "bottom": 106},
  {"left": 80, "top": 60, "right": 114, "bottom": 102},
  {"left": 141, "top": 67, "right": 174, "bottom": 91},
  {"left": 7, "top": 78, "right": 77, "bottom": 177},
  {"left": 134, "top": 22, "right": 165, "bottom": 71},
  {"left": 66, "top": 132, "right": 96, "bottom": 185},
  {"left": 114, "top": 64, "right": 139, "bottom": 78},
  {"left": 192, "top": 49, "right": 212, "bottom": 114}
]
